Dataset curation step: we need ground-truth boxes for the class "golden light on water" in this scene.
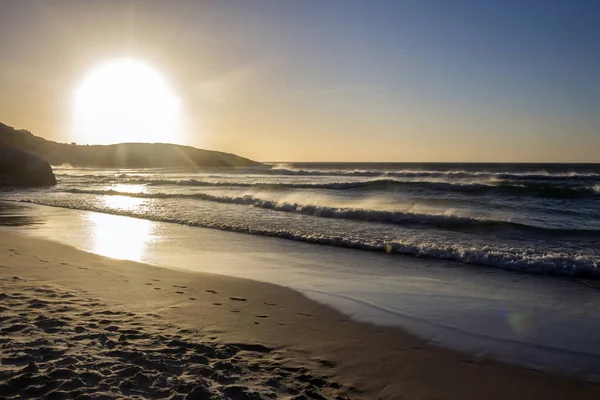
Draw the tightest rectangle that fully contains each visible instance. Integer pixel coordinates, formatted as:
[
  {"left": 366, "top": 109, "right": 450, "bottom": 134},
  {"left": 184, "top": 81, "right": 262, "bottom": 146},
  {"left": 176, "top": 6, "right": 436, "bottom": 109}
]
[
  {"left": 85, "top": 186, "right": 154, "bottom": 261},
  {"left": 86, "top": 212, "right": 155, "bottom": 262},
  {"left": 73, "top": 59, "right": 182, "bottom": 145},
  {"left": 100, "top": 185, "right": 147, "bottom": 212},
  {"left": 103, "top": 195, "right": 145, "bottom": 212}
]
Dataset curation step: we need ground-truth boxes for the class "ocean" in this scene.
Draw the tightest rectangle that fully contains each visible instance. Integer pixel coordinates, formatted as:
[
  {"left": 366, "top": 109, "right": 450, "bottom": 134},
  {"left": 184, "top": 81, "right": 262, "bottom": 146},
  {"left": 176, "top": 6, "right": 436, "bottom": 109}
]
[
  {"left": 3, "top": 162, "right": 599, "bottom": 276},
  {"left": 3, "top": 162, "right": 600, "bottom": 379}
]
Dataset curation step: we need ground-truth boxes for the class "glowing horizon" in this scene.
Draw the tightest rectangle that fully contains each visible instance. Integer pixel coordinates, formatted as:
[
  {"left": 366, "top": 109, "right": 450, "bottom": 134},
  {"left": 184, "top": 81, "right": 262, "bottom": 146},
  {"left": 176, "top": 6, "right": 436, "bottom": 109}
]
[{"left": 0, "top": 1, "right": 599, "bottom": 162}]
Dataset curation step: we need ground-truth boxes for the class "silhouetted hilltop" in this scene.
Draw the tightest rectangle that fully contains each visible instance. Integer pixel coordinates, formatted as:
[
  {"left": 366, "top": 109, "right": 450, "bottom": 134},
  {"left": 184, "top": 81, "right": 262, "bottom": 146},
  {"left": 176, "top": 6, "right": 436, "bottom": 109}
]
[{"left": 0, "top": 123, "right": 259, "bottom": 168}]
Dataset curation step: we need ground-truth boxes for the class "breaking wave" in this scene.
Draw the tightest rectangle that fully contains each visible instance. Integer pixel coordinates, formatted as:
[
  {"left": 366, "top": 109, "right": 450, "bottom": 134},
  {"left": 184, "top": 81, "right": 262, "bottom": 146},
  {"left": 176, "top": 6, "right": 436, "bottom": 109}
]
[
  {"left": 57, "top": 176, "right": 600, "bottom": 199},
  {"left": 63, "top": 188, "right": 600, "bottom": 239},
  {"left": 13, "top": 197, "right": 600, "bottom": 277},
  {"left": 269, "top": 167, "right": 600, "bottom": 181}
]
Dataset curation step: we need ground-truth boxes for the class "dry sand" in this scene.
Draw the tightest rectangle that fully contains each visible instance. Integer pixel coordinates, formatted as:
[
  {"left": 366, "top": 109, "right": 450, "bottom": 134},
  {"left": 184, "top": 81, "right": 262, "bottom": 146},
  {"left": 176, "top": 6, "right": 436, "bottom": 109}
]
[{"left": 1, "top": 230, "right": 599, "bottom": 399}]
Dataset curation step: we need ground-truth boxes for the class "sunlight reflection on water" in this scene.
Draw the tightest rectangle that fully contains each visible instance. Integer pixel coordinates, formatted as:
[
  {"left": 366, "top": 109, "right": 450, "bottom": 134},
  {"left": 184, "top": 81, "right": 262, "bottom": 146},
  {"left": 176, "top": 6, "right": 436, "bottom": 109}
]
[
  {"left": 100, "top": 185, "right": 148, "bottom": 215},
  {"left": 86, "top": 211, "right": 155, "bottom": 262},
  {"left": 102, "top": 194, "right": 145, "bottom": 211}
]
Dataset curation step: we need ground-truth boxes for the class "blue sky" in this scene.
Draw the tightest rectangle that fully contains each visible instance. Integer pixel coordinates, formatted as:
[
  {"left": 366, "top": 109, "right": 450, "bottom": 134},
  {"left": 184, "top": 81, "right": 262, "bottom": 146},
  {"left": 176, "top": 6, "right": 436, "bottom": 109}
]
[{"left": 0, "top": 0, "right": 598, "bottom": 161}]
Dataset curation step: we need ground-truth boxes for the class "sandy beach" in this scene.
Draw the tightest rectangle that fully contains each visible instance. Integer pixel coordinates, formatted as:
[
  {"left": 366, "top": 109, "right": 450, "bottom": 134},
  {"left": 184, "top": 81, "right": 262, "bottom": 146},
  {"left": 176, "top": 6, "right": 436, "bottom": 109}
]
[
  {"left": 1, "top": 230, "right": 599, "bottom": 399},
  {"left": 2, "top": 0, "right": 599, "bottom": 397}
]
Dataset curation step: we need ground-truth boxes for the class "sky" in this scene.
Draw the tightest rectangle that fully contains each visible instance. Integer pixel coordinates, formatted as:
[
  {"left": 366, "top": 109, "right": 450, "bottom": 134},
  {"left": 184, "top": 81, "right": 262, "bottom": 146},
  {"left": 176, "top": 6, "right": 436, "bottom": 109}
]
[{"left": 0, "top": 0, "right": 598, "bottom": 162}]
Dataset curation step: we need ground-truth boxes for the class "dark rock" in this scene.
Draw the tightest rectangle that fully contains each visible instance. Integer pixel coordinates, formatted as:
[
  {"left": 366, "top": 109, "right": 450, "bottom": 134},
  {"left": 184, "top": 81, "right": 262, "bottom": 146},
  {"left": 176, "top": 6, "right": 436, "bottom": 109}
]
[{"left": 0, "top": 145, "right": 56, "bottom": 187}]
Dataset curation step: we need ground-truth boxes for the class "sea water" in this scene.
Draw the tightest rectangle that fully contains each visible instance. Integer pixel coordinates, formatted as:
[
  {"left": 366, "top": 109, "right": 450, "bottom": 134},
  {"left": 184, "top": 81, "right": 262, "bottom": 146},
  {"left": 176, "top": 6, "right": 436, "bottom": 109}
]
[
  {"left": 2, "top": 162, "right": 600, "bottom": 379},
  {"left": 4, "top": 162, "right": 600, "bottom": 276}
]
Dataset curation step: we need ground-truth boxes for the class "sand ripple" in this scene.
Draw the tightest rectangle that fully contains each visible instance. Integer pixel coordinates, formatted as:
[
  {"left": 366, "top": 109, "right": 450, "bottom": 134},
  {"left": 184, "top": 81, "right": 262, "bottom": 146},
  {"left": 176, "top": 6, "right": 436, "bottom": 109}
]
[{"left": 0, "top": 279, "right": 347, "bottom": 399}]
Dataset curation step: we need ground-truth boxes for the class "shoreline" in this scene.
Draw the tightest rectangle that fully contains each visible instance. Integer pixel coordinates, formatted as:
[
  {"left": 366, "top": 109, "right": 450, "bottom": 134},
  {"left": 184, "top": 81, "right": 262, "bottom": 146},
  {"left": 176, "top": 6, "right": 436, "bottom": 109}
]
[
  {"left": 6, "top": 194, "right": 599, "bottom": 278},
  {"left": 3, "top": 200, "right": 600, "bottom": 379},
  {"left": 2, "top": 230, "right": 600, "bottom": 399},
  {"left": 3, "top": 201, "right": 600, "bottom": 380}
]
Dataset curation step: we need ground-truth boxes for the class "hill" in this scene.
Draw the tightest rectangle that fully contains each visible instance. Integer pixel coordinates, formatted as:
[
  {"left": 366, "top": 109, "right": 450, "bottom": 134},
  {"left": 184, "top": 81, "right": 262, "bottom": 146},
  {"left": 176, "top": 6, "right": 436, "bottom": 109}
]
[{"left": 0, "top": 123, "right": 259, "bottom": 168}]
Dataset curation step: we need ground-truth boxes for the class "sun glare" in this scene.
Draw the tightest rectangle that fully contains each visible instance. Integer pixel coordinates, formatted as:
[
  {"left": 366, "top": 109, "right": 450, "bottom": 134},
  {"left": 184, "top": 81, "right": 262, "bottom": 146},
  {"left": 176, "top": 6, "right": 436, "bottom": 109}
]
[
  {"left": 87, "top": 212, "right": 155, "bottom": 262},
  {"left": 73, "top": 59, "right": 182, "bottom": 145}
]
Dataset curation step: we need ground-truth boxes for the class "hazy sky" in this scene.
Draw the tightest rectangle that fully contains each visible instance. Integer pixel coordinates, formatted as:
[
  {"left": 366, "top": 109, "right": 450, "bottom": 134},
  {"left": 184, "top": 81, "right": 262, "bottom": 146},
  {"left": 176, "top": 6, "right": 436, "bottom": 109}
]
[{"left": 1, "top": 0, "right": 599, "bottom": 162}]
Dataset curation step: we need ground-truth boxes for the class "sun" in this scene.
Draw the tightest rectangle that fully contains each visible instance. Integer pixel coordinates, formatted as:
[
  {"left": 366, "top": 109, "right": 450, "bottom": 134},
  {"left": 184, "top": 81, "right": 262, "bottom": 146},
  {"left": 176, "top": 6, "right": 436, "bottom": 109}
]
[{"left": 73, "top": 59, "right": 182, "bottom": 145}]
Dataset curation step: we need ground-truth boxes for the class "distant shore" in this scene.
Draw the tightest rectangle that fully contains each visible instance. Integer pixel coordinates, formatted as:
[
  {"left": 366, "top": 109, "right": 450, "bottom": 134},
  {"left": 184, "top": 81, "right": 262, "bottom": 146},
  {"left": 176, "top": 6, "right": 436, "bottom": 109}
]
[
  {"left": 1, "top": 230, "right": 599, "bottom": 399},
  {"left": 0, "top": 122, "right": 260, "bottom": 168}
]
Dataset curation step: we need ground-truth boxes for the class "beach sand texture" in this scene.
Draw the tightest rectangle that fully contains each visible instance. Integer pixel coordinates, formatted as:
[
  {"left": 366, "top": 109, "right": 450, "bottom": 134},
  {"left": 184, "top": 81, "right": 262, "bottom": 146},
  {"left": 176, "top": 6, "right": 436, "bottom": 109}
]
[{"left": 1, "top": 230, "right": 600, "bottom": 399}]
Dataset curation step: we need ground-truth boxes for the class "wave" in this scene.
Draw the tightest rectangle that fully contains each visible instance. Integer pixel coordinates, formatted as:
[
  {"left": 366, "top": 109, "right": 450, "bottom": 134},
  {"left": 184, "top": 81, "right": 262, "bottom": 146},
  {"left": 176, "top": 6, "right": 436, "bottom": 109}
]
[
  {"left": 58, "top": 176, "right": 600, "bottom": 199},
  {"left": 55, "top": 168, "right": 600, "bottom": 182},
  {"left": 11, "top": 198, "right": 600, "bottom": 277},
  {"left": 269, "top": 167, "right": 600, "bottom": 181},
  {"left": 63, "top": 188, "right": 600, "bottom": 238}
]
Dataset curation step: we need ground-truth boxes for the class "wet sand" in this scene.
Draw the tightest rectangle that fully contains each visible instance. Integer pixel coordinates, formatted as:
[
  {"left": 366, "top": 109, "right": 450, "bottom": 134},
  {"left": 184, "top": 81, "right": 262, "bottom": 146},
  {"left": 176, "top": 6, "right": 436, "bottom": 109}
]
[{"left": 1, "top": 230, "right": 599, "bottom": 399}]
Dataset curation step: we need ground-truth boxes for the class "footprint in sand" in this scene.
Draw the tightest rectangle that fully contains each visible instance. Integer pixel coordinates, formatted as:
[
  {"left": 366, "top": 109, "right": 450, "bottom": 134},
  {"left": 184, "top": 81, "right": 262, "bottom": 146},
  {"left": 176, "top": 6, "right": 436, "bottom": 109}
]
[
  {"left": 256, "top": 315, "right": 269, "bottom": 319},
  {"left": 145, "top": 283, "right": 153, "bottom": 286},
  {"left": 151, "top": 279, "right": 160, "bottom": 282},
  {"left": 213, "top": 303, "right": 222, "bottom": 306},
  {"left": 206, "top": 289, "right": 217, "bottom": 294},
  {"left": 175, "top": 291, "right": 184, "bottom": 294},
  {"left": 229, "top": 297, "right": 247, "bottom": 302},
  {"left": 298, "top": 312, "right": 313, "bottom": 317},
  {"left": 189, "top": 297, "right": 197, "bottom": 301},
  {"left": 153, "top": 288, "right": 161, "bottom": 291},
  {"left": 316, "top": 359, "right": 335, "bottom": 368}
]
